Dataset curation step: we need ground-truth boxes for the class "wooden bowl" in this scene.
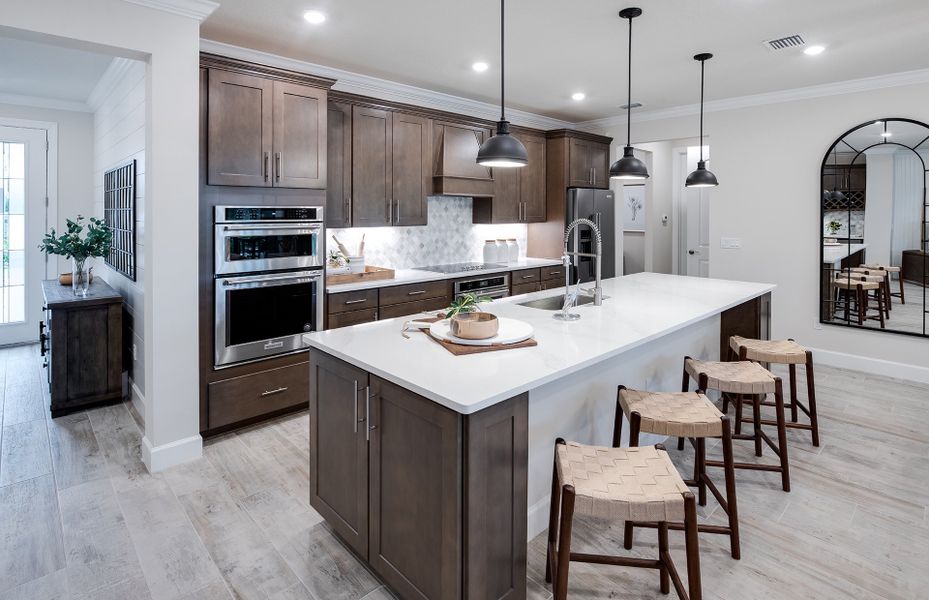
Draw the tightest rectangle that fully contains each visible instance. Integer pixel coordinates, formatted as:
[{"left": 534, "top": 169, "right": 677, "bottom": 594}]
[{"left": 450, "top": 312, "right": 499, "bottom": 340}]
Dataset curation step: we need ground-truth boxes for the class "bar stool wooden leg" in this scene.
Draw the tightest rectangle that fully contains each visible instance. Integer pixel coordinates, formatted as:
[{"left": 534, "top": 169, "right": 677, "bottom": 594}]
[
  {"left": 774, "top": 378, "right": 791, "bottom": 492},
  {"left": 898, "top": 271, "right": 905, "bottom": 304},
  {"left": 720, "top": 417, "right": 740, "bottom": 559},
  {"left": 806, "top": 351, "right": 820, "bottom": 447},
  {"left": 658, "top": 522, "right": 670, "bottom": 594},
  {"left": 856, "top": 285, "right": 865, "bottom": 325},
  {"left": 684, "top": 494, "right": 703, "bottom": 600},
  {"left": 876, "top": 287, "right": 886, "bottom": 329},
  {"left": 613, "top": 387, "right": 625, "bottom": 448},
  {"left": 733, "top": 394, "right": 743, "bottom": 435},
  {"left": 545, "top": 453, "right": 561, "bottom": 584},
  {"left": 752, "top": 395, "right": 763, "bottom": 457},
  {"left": 624, "top": 412, "right": 641, "bottom": 550},
  {"left": 696, "top": 437, "right": 707, "bottom": 506},
  {"left": 788, "top": 364, "right": 799, "bottom": 423},
  {"left": 554, "top": 485, "right": 575, "bottom": 600}
]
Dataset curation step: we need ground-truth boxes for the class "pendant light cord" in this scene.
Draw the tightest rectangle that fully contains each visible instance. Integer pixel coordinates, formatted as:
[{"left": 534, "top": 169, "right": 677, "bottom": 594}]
[
  {"left": 699, "top": 58, "right": 705, "bottom": 162},
  {"left": 626, "top": 14, "right": 633, "bottom": 146},
  {"left": 500, "top": 0, "right": 506, "bottom": 121}
]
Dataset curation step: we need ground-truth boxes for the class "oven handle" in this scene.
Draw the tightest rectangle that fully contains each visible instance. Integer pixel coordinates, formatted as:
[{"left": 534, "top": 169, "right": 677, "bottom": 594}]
[
  {"left": 221, "top": 271, "right": 322, "bottom": 287},
  {"left": 220, "top": 223, "right": 322, "bottom": 232}
]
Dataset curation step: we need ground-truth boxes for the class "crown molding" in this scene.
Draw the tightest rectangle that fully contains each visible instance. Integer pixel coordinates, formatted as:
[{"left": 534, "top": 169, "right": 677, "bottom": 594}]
[
  {"left": 199, "top": 39, "right": 575, "bottom": 131},
  {"left": 87, "top": 57, "right": 138, "bottom": 112},
  {"left": 578, "top": 67, "right": 929, "bottom": 132},
  {"left": 124, "top": 0, "right": 218, "bottom": 21},
  {"left": 0, "top": 92, "right": 91, "bottom": 113}
]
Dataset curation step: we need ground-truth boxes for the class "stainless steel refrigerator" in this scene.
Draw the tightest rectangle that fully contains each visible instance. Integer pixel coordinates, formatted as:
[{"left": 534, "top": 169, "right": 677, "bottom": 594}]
[{"left": 566, "top": 187, "right": 616, "bottom": 284}]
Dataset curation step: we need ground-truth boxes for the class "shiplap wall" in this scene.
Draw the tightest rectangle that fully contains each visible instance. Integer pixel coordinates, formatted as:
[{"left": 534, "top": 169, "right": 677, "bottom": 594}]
[{"left": 93, "top": 60, "right": 146, "bottom": 406}]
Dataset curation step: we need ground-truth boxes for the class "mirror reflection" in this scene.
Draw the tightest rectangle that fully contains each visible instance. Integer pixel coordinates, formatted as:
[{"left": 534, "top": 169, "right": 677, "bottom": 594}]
[{"left": 820, "top": 118, "right": 929, "bottom": 336}]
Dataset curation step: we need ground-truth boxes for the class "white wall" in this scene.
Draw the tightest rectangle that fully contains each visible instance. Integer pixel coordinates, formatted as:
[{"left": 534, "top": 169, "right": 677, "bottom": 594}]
[
  {"left": 2, "top": 0, "right": 207, "bottom": 471},
  {"left": 92, "top": 59, "right": 146, "bottom": 411},
  {"left": 599, "top": 80, "right": 929, "bottom": 379},
  {"left": 864, "top": 150, "right": 894, "bottom": 265},
  {"left": 0, "top": 102, "right": 93, "bottom": 274}
]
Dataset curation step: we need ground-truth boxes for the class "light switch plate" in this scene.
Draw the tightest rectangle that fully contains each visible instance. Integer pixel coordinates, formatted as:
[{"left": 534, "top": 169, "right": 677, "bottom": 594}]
[{"left": 720, "top": 237, "right": 742, "bottom": 249}]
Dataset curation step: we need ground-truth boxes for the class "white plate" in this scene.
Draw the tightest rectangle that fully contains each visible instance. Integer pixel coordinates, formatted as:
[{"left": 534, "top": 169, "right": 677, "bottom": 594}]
[{"left": 429, "top": 317, "right": 534, "bottom": 346}]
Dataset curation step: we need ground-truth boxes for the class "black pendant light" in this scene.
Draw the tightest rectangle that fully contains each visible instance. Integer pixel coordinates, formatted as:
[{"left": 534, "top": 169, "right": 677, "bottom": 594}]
[
  {"left": 476, "top": 0, "right": 528, "bottom": 168},
  {"left": 685, "top": 53, "right": 719, "bottom": 188},
  {"left": 826, "top": 147, "right": 846, "bottom": 203},
  {"left": 610, "top": 7, "right": 649, "bottom": 180}
]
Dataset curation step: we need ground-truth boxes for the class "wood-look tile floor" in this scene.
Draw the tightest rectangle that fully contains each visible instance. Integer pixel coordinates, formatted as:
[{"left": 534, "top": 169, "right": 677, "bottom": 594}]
[{"left": 1, "top": 343, "right": 927, "bottom": 599}]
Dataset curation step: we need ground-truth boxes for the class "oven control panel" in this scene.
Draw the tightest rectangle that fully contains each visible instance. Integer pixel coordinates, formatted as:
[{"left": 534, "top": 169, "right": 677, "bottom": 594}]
[{"left": 216, "top": 206, "right": 323, "bottom": 223}]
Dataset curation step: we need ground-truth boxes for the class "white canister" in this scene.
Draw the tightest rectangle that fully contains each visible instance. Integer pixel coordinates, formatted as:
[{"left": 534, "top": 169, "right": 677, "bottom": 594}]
[
  {"left": 347, "top": 255, "right": 365, "bottom": 274},
  {"left": 507, "top": 239, "right": 519, "bottom": 263},
  {"left": 496, "top": 239, "right": 508, "bottom": 263},
  {"left": 482, "top": 240, "right": 498, "bottom": 263}
]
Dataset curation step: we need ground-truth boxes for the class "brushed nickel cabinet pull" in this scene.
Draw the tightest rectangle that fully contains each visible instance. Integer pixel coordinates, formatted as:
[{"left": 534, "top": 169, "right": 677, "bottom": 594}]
[
  {"left": 353, "top": 380, "right": 359, "bottom": 433},
  {"left": 275, "top": 152, "right": 282, "bottom": 182},
  {"left": 407, "top": 290, "right": 427, "bottom": 296},
  {"left": 261, "top": 386, "right": 287, "bottom": 397},
  {"left": 365, "top": 386, "right": 372, "bottom": 441},
  {"left": 522, "top": 274, "right": 534, "bottom": 279},
  {"left": 264, "top": 152, "right": 270, "bottom": 182},
  {"left": 344, "top": 298, "right": 367, "bottom": 305}
]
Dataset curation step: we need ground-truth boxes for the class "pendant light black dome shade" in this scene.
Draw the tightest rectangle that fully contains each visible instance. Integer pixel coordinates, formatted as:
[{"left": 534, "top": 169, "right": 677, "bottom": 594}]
[
  {"left": 610, "top": 7, "right": 649, "bottom": 180},
  {"left": 825, "top": 148, "right": 846, "bottom": 203},
  {"left": 477, "top": 0, "right": 528, "bottom": 168},
  {"left": 685, "top": 53, "right": 718, "bottom": 188}
]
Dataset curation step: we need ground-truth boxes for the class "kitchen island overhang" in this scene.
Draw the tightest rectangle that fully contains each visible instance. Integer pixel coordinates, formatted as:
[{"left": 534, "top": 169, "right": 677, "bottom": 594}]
[{"left": 303, "top": 273, "right": 774, "bottom": 600}]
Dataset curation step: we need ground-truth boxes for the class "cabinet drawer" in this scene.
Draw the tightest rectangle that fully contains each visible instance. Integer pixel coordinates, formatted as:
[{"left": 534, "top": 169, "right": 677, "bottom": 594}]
[
  {"left": 379, "top": 279, "right": 450, "bottom": 306},
  {"left": 541, "top": 266, "right": 566, "bottom": 282},
  {"left": 511, "top": 282, "right": 541, "bottom": 297},
  {"left": 328, "top": 288, "right": 378, "bottom": 314},
  {"left": 511, "top": 268, "right": 541, "bottom": 285},
  {"left": 378, "top": 295, "right": 451, "bottom": 320},
  {"left": 328, "top": 308, "right": 378, "bottom": 329},
  {"left": 540, "top": 279, "right": 564, "bottom": 292},
  {"left": 208, "top": 362, "right": 308, "bottom": 430}
]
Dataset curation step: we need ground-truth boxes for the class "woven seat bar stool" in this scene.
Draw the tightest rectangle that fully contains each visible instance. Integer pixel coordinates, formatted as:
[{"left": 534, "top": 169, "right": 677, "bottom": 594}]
[
  {"left": 833, "top": 274, "right": 886, "bottom": 328},
  {"left": 545, "top": 440, "right": 702, "bottom": 600},
  {"left": 729, "top": 336, "right": 820, "bottom": 446},
  {"left": 843, "top": 268, "right": 892, "bottom": 317},
  {"left": 861, "top": 263, "right": 905, "bottom": 304},
  {"left": 682, "top": 357, "right": 790, "bottom": 492},
  {"left": 614, "top": 386, "right": 740, "bottom": 559}
]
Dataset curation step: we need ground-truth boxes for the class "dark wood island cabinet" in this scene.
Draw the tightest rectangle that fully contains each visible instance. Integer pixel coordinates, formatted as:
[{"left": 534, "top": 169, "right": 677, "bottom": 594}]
[
  {"left": 41, "top": 279, "right": 124, "bottom": 417},
  {"left": 310, "top": 350, "right": 528, "bottom": 600}
]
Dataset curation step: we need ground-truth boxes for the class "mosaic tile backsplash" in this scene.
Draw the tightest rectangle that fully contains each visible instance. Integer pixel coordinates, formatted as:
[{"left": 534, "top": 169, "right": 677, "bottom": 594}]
[
  {"left": 327, "top": 196, "right": 529, "bottom": 269},
  {"left": 823, "top": 210, "right": 865, "bottom": 238}
]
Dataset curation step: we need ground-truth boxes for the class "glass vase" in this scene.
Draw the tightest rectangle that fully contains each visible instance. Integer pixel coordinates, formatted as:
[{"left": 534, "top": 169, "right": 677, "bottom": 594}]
[{"left": 72, "top": 257, "right": 90, "bottom": 297}]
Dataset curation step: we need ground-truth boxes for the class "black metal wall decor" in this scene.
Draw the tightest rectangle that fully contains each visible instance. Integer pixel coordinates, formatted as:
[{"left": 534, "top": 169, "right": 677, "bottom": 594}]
[{"left": 103, "top": 159, "right": 136, "bottom": 280}]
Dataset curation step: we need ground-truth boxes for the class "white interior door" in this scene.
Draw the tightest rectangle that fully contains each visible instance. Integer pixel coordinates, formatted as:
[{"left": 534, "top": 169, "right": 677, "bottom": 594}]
[
  {"left": 0, "top": 125, "right": 47, "bottom": 345},
  {"left": 677, "top": 146, "right": 711, "bottom": 277}
]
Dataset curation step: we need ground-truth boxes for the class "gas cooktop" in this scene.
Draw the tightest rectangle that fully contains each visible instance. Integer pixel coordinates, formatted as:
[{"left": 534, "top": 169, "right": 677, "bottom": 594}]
[{"left": 413, "top": 262, "right": 506, "bottom": 275}]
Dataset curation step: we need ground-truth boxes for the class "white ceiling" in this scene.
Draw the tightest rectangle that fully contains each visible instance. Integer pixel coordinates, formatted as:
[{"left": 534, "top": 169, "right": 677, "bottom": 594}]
[
  {"left": 200, "top": 0, "right": 929, "bottom": 122},
  {"left": 0, "top": 36, "right": 114, "bottom": 106}
]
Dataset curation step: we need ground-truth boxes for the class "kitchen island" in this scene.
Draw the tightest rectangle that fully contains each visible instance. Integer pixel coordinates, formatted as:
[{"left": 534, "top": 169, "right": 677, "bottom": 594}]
[{"left": 303, "top": 272, "right": 774, "bottom": 600}]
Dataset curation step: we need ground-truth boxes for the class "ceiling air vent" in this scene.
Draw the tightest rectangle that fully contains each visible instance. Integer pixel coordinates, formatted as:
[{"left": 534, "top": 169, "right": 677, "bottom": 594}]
[{"left": 763, "top": 34, "right": 805, "bottom": 51}]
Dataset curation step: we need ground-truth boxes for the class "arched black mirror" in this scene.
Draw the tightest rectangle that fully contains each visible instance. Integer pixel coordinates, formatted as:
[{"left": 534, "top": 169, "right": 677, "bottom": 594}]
[{"left": 820, "top": 118, "right": 929, "bottom": 337}]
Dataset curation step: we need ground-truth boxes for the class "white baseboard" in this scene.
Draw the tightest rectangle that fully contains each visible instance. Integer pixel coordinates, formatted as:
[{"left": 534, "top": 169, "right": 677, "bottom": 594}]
[
  {"left": 809, "top": 347, "right": 929, "bottom": 385},
  {"left": 528, "top": 496, "right": 551, "bottom": 542},
  {"left": 142, "top": 434, "right": 202, "bottom": 472},
  {"left": 129, "top": 382, "right": 145, "bottom": 427}
]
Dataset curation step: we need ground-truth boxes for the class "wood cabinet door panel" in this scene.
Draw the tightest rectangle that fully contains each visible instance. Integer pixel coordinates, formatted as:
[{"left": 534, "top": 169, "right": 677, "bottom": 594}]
[
  {"left": 208, "top": 361, "right": 308, "bottom": 430},
  {"left": 435, "top": 122, "right": 493, "bottom": 181},
  {"left": 510, "top": 282, "right": 541, "bottom": 297},
  {"left": 378, "top": 295, "right": 451, "bottom": 320},
  {"left": 207, "top": 70, "right": 273, "bottom": 187},
  {"left": 520, "top": 135, "right": 546, "bottom": 222},
  {"left": 511, "top": 268, "right": 541, "bottom": 285},
  {"left": 590, "top": 142, "right": 610, "bottom": 189},
  {"left": 65, "top": 307, "right": 110, "bottom": 400},
  {"left": 326, "top": 101, "right": 353, "bottom": 227},
  {"left": 392, "top": 113, "right": 431, "bottom": 226},
  {"left": 326, "top": 308, "right": 379, "bottom": 329},
  {"left": 541, "top": 265, "right": 567, "bottom": 282},
  {"left": 378, "top": 279, "right": 450, "bottom": 306},
  {"left": 328, "top": 288, "right": 379, "bottom": 314},
  {"left": 352, "top": 107, "right": 392, "bottom": 227},
  {"left": 567, "top": 139, "right": 591, "bottom": 187},
  {"left": 491, "top": 165, "right": 520, "bottom": 223},
  {"left": 272, "top": 81, "right": 326, "bottom": 188},
  {"left": 309, "top": 353, "right": 369, "bottom": 558},
  {"left": 369, "top": 375, "right": 461, "bottom": 600}
]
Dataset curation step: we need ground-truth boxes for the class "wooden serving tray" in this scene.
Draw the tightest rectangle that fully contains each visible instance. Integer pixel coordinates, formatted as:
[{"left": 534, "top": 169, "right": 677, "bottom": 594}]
[{"left": 326, "top": 265, "right": 395, "bottom": 285}]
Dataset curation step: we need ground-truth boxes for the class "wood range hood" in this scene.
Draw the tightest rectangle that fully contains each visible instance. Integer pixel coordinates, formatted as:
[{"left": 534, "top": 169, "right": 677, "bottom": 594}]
[{"left": 432, "top": 120, "right": 495, "bottom": 198}]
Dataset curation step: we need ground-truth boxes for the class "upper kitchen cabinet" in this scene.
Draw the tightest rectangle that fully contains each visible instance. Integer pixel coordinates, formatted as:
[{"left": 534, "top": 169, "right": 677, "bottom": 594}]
[
  {"left": 433, "top": 121, "right": 494, "bottom": 198},
  {"left": 326, "top": 101, "right": 353, "bottom": 228},
  {"left": 391, "top": 112, "right": 431, "bottom": 226},
  {"left": 548, "top": 130, "right": 613, "bottom": 189},
  {"left": 203, "top": 54, "right": 334, "bottom": 189},
  {"left": 472, "top": 130, "right": 546, "bottom": 224},
  {"left": 352, "top": 106, "right": 393, "bottom": 227}
]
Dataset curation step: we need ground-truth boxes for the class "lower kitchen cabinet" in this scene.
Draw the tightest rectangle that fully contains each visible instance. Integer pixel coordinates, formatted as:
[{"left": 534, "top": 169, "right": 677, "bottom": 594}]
[
  {"left": 207, "top": 361, "right": 308, "bottom": 430},
  {"left": 327, "top": 307, "right": 379, "bottom": 329},
  {"left": 379, "top": 295, "right": 450, "bottom": 320},
  {"left": 309, "top": 351, "right": 528, "bottom": 600},
  {"left": 511, "top": 282, "right": 540, "bottom": 296}
]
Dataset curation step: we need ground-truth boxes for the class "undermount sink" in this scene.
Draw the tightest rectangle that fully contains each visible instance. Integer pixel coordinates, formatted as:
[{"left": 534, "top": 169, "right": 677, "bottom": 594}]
[{"left": 517, "top": 294, "right": 597, "bottom": 310}]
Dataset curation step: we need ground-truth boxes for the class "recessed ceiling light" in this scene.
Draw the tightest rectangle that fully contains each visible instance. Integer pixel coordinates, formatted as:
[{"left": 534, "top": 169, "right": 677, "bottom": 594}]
[
  {"left": 472, "top": 61, "right": 489, "bottom": 73},
  {"left": 571, "top": 92, "right": 586, "bottom": 101},
  {"left": 881, "top": 131, "right": 892, "bottom": 138},
  {"left": 303, "top": 10, "right": 326, "bottom": 24},
  {"left": 803, "top": 44, "right": 825, "bottom": 56}
]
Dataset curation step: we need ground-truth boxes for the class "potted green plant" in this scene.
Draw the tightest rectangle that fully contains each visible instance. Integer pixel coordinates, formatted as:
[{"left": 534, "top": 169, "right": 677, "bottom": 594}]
[
  {"left": 39, "top": 216, "right": 112, "bottom": 297},
  {"left": 827, "top": 220, "right": 842, "bottom": 235},
  {"left": 444, "top": 293, "right": 493, "bottom": 318}
]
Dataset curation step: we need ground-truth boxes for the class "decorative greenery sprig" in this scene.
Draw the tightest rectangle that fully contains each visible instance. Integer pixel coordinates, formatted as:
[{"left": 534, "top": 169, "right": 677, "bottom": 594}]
[
  {"left": 39, "top": 216, "right": 112, "bottom": 261},
  {"left": 445, "top": 293, "right": 493, "bottom": 319},
  {"left": 827, "top": 220, "right": 842, "bottom": 235}
]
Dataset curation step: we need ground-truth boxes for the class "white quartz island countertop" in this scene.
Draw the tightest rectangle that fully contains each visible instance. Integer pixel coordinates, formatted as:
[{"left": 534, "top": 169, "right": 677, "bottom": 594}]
[{"left": 304, "top": 272, "right": 775, "bottom": 414}]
